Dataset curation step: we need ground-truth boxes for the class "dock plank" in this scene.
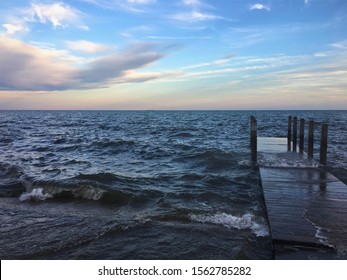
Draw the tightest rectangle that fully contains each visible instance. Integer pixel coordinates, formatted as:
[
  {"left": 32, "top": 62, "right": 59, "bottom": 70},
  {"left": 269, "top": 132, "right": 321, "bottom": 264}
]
[{"left": 257, "top": 137, "right": 347, "bottom": 259}]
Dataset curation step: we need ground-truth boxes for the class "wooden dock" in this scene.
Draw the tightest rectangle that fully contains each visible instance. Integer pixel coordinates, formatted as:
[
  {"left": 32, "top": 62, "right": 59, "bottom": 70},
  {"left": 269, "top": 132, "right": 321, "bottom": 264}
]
[{"left": 257, "top": 137, "right": 347, "bottom": 259}]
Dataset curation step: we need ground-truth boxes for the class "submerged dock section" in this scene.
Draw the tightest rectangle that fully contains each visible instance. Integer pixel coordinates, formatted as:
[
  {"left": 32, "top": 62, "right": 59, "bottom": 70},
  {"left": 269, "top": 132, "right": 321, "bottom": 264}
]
[{"left": 251, "top": 117, "right": 347, "bottom": 259}]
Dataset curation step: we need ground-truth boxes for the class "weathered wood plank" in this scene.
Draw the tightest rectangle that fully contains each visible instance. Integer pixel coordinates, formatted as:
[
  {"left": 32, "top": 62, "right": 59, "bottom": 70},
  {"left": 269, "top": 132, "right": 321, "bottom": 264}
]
[{"left": 257, "top": 137, "right": 347, "bottom": 259}]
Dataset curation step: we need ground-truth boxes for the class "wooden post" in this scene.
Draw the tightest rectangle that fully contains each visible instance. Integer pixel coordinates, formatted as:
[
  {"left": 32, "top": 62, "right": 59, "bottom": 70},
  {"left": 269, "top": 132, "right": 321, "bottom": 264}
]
[
  {"left": 299, "top": 118, "right": 305, "bottom": 153},
  {"left": 293, "top": 116, "right": 297, "bottom": 152},
  {"left": 250, "top": 116, "right": 257, "bottom": 164},
  {"left": 308, "top": 120, "right": 314, "bottom": 159},
  {"left": 287, "top": 116, "right": 292, "bottom": 151},
  {"left": 320, "top": 123, "right": 328, "bottom": 165},
  {"left": 320, "top": 171, "right": 327, "bottom": 190}
]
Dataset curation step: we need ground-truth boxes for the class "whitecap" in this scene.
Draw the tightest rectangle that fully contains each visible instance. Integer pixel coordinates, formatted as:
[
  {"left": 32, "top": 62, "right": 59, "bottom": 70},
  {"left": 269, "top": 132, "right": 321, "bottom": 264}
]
[
  {"left": 258, "top": 155, "right": 319, "bottom": 168},
  {"left": 19, "top": 188, "right": 53, "bottom": 202},
  {"left": 190, "top": 212, "right": 269, "bottom": 237}
]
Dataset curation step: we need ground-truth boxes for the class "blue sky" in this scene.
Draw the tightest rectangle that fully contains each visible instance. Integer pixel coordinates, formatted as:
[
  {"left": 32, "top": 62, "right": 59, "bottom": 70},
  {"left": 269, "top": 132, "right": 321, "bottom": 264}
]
[{"left": 0, "top": 0, "right": 346, "bottom": 109}]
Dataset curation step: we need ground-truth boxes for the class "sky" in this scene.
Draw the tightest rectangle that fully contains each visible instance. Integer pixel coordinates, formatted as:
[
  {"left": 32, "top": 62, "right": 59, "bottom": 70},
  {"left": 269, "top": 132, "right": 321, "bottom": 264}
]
[{"left": 0, "top": 0, "right": 346, "bottom": 110}]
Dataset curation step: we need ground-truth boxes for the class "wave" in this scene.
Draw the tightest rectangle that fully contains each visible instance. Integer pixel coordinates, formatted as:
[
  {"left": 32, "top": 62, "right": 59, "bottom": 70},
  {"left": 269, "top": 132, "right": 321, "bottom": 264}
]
[
  {"left": 0, "top": 137, "right": 13, "bottom": 144},
  {"left": 92, "top": 139, "right": 136, "bottom": 149},
  {"left": 75, "top": 172, "right": 125, "bottom": 183},
  {"left": 19, "top": 185, "right": 106, "bottom": 202},
  {"left": 19, "top": 188, "right": 53, "bottom": 201},
  {"left": 172, "top": 132, "right": 194, "bottom": 137},
  {"left": 0, "top": 163, "right": 25, "bottom": 197},
  {"left": 177, "top": 149, "right": 237, "bottom": 170},
  {"left": 53, "top": 138, "right": 68, "bottom": 144},
  {"left": 16, "top": 172, "right": 164, "bottom": 204},
  {"left": 190, "top": 212, "right": 269, "bottom": 237},
  {"left": 258, "top": 156, "right": 319, "bottom": 168}
]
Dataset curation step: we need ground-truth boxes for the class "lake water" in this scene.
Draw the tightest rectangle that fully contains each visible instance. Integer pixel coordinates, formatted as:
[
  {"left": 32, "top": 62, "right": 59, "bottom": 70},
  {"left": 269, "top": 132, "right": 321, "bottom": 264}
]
[{"left": 0, "top": 110, "right": 346, "bottom": 259}]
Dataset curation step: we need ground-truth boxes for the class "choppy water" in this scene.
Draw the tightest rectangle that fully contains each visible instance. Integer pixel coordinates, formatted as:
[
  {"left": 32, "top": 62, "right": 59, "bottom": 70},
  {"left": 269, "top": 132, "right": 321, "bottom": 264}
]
[{"left": 0, "top": 110, "right": 346, "bottom": 259}]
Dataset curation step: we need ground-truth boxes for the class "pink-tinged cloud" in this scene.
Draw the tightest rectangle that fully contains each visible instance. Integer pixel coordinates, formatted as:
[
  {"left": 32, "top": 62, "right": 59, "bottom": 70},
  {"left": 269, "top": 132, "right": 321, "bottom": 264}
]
[
  {"left": 0, "top": 37, "right": 171, "bottom": 91},
  {"left": 66, "top": 40, "right": 108, "bottom": 54},
  {"left": 0, "top": 36, "right": 76, "bottom": 91},
  {"left": 76, "top": 43, "right": 165, "bottom": 85}
]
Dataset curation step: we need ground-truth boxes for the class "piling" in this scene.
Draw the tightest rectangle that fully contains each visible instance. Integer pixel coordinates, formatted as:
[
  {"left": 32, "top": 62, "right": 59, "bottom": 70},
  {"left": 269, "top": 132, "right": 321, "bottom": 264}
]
[
  {"left": 287, "top": 116, "right": 292, "bottom": 151},
  {"left": 293, "top": 117, "right": 298, "bottom": 152},
  {"left": 250, "top": 116, "right": 257, "bottom": 164},
  {"left": 308, "top": 120, "right": 314, "bottom": 159},
  {"left": 320, "top": 123, "right": 328, "bottom": 165},
  {"left": 299, "top": 118, "right": 305, "bottom": 153}
]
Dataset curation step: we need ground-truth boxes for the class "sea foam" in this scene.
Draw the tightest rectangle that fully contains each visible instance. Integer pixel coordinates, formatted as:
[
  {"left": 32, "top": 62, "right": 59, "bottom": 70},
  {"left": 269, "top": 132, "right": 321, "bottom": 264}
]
[
  {"left": 19, "top": 188, "right": 53, "bottom": 201},
  {"left": 19, "top": 185, "right": 106, "bottom": 202},
  {"left": 190, "top": 212, "right": 269, "bottom": 237}
]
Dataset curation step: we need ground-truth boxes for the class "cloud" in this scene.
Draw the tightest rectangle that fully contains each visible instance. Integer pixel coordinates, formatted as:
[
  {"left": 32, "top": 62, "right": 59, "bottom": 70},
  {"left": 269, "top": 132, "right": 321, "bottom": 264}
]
[
  {"left": 172, "top": 11, "right": 223, "bottom": 22},
  {"left": 0, "top": 37, "right": 169, "bottom": 91},
  {"left": 146, "top": 35, "right": 212, "bottom": 40},
  {"left": 80, "top": 0, "right": 156, "bottom": 13},
  {"left": 182, "top": 0, "right": 200, "bottom": 5},
  {"left": 76, "top": 43, "right": 165, "bottom": 85},
  {"left": 66, "top": 40, "right": 108, "bottom": 54},
  {"left": 330, "top": 40, "right": 347, "bottom": 50},
  {"left": 2, "top": 23, "right": 29, "bottom": 35},
  {"left": 27, "top": 2, "right": 88, "bottom": 29},
  {"left": 181, "top": 0, "right": 208, "bottom": 8},
  {"left": 171, "top": 0, "right": 232, "bottom": 23},
  {"left": 185, "top": 65, "right": 270, "bottom": 79},
  {"left": 120, "top": 24, "right": 155, "bottom": 38},
  {"left": 182, "top": 54, "right": 234, "bottom": 70},
  {"left": 1, "top": 2, "right": 88, "bottom": 35},
  {"left": 249, "top": 3, "right": 271, "bottom": 11},
  {"left": 0, "top": 36, "right": 76, "bottom": 91},
  {"left": 115, "top": 70, "right": 182, "bottom": 83}
]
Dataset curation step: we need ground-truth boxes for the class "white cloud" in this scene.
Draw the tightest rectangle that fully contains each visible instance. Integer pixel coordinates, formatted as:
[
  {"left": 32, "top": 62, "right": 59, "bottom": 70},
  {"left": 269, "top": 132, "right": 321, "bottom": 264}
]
[
  {"left": 146, "top": 35, "right": 211, "bottom": 40},
  {"left": 173, "top": 10, "right": 223, "bottom": 21},
  {"left": 314, "top": 52, "right": 328, "bottom": 57},
  {"left": 183, "top": 0, "right": 198, "bottom": 5},
  {"left": 181, "top": 0, "right": 212, "bottom": 9},
  {"left": 249, "top": 3, "right": 271, "bottom": 11},
  {"left": 66, "top": 40, "right": 108, "bottom": 54},
  {"left": 172, "top": 0, "right": 228, "bottom": 23},
  {"left": 0, "top": 37, "right": 170, "bottom": 91},
  {"left": 330, "top": 40, "right": 347, "bottom": 50},
  {"left": 27, "top": 2, "right": 86, "bottom": 29},
  {"left": 79, "top": 0, "right": 155, "bottom": 12},
  {"left": 1, "top": 2, "right": 88, "bottom": 35},
  {"left": 120, "top": 24, "right": 155, "bottom": 38},
  {"left": 2, "top": 23, "right": 29, "bottom": 35},
  {"left": 182, "top": 0, "right": 201, "bottom": 6},
  {"left": 182, "top": 55, "right": 234, "bottom": 70},
  {"left": 185, "top": 65, "right": 270, "bottom": 79},
  {"left": 115, "top": 70, "right": 182, "bottom": 83}
]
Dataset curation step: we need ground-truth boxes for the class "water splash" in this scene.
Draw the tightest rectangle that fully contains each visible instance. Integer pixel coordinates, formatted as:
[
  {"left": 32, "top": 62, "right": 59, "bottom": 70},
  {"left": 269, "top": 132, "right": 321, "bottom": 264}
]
[
  {"left": 190, "top": 212, "right": 269, "bottom": 237},
  {"left": 19, "top": 188, "right": 53, "bottom": 201}
]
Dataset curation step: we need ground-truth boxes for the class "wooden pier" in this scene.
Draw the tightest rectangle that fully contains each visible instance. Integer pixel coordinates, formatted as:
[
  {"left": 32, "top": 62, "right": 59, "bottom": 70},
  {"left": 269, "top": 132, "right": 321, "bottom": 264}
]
[{"left": 251, "top": 117, "right": 347, "bottom": 259}]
